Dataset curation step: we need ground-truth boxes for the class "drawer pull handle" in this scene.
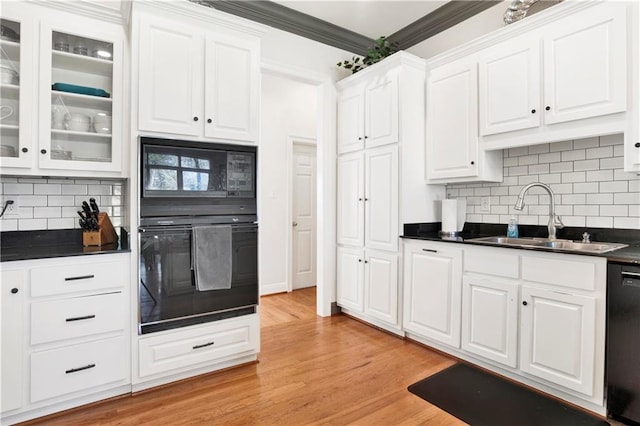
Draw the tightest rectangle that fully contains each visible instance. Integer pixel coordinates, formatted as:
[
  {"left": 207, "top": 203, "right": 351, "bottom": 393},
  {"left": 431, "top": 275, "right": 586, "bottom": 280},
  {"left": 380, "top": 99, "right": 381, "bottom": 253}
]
[
  {"left": 422, "top": 248, "right": 438, "bottom": 253},
  {"left": 193, "top": 341, "right": 215, "bottom": 350},
  {"left": 64, "top": 274, "right": 95, "bottom": 282},
  {"left": 66, "top": 314, "right": 96, "bottom": 322},
  {"left": 622, "top": 271, "right": 640, "bottom": 278},
  {"left": 65, "top": 363, "right": 96, "bottom": 374}
]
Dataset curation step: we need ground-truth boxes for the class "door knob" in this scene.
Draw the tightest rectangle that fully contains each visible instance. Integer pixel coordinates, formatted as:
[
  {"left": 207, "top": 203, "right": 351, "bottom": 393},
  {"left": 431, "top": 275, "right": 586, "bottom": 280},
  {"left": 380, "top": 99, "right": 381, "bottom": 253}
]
[{"left": 292, "top": 222, "right": 298, "bottom": 227}]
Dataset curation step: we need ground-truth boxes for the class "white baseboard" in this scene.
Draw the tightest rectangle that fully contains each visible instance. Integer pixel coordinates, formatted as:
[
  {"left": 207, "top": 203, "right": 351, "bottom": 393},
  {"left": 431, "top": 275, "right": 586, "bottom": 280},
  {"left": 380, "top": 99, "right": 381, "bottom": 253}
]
[{"left": 260, "top": 281, "right": 287, "bottom": 295}]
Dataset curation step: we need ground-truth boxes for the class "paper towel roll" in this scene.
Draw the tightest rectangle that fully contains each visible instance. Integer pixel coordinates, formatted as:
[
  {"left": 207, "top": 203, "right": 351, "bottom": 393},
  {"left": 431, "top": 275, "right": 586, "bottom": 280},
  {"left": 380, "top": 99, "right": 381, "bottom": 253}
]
[
  {"left": 442, "top": 199, "right": 457, "bottom": 232},
  {"left": 457, "top": 199, "right": 467, "bottom": 232}
]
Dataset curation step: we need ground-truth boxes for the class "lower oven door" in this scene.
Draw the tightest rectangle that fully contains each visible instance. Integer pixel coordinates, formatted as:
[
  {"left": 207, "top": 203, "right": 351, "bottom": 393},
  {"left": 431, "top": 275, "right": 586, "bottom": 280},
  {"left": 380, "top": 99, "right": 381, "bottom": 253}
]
[{"left": 139, "top": 223, "right": 258, "bottom": 334}]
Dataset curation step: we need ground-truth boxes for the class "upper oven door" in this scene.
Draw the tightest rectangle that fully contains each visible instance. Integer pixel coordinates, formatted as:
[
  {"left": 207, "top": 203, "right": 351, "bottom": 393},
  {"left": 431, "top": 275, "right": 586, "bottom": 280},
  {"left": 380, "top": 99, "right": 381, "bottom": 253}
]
[{"left": 141, "top": 143, "right": 255, "bottom": 199}]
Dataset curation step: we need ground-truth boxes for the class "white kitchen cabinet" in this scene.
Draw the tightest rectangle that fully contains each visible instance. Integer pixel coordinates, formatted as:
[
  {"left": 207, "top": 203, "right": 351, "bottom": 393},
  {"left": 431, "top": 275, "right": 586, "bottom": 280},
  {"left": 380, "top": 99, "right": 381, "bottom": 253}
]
[
  {"left": 336, "top": 246, "right": 365, "bottom": 312},
  {"left": 1, "top": 2, "right": 126, "bottom": 176},
  {"left": 520, "top": 285, "right": 596, "bottom": 395},
  {"left": 479, "top": 3, "right": 626, "bottom": 138},
  {"left": 1, "top": 269, "right": 25, "bottom": 414},
  {"left": 337, "top": 145, "right": 398, "bottom": 252},
  {"left": 137, "top": 9, "right": 260, "bottom": 143},
  {"left": 461, "top": 274, "right": 519, "bottom": 368},
  {"left": 403, "top": 240, "right": 462, "bottom": 348},
  {"left": 337, "top": 71, "right": 398, "bottom": 154},
  {"left": 426, "top": 57, "right": 502, "bottom": 183}
]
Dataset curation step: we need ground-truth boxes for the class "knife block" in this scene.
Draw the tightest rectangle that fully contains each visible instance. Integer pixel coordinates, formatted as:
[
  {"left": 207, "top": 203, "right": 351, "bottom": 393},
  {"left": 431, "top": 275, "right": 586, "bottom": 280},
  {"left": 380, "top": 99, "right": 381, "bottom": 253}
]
[{"left": 82, "top": 212, "right": 118, "bottom": 247}]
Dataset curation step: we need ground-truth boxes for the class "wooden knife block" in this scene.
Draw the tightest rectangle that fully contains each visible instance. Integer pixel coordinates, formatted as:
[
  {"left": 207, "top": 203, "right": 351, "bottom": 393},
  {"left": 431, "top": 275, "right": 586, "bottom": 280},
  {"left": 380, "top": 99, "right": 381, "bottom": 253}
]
[{"left": 82, "top": 212, "right": 118, "bottom": 247}]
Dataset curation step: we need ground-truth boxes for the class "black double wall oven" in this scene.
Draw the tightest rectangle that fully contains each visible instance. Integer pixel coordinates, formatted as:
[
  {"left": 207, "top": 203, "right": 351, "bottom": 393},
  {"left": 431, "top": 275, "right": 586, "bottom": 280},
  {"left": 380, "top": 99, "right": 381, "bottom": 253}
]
[{"left": 138, "top": 137, "right": 258, "bottom": 334}]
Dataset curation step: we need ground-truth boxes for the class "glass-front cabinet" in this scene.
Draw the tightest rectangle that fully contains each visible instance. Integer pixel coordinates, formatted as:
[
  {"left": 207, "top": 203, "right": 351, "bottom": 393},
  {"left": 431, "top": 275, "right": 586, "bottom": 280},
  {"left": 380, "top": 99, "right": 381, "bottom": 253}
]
[{"left": 0, "top": 2, "right": 125, "bottom": 176}]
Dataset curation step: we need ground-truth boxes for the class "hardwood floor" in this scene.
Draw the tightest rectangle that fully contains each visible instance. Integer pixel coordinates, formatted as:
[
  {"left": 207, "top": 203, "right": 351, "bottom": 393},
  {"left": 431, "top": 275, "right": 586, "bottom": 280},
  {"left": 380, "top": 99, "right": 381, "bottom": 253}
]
[{"left": 22, "top": 288, "right": 463, "bottom": 425}]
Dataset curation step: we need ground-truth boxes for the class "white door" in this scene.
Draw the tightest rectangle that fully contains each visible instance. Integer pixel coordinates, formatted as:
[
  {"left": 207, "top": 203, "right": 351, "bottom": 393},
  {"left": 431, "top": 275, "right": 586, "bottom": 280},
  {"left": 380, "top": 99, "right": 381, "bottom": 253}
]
[
  {"left": 403, "top": 242, "right": 462, "bottom": 348},
  {"left": 337, "top": 246, "right": 364, "bottom": 313},
  {"left": 138, "top": 14, "right": 203, "bottom": 136},
  {"left": 364, "top": 73, "right": 398, "bottom": 149},
  {"left": 204, "top": 33, "right": 259, "bottom": 142},
  {"left": 462, "top": 274, "right": 519, "bottom": 367},
  {"left": 364, "top": 249, "right": 398, "bottom": 326},
  {"left": 337, "top": 152, "right": 364, "bottom": 247},
  {"left": 427, "top": 59, "right": 479, "bottom": 180},
  {"left": 543, "top": 3, "right": 627, "bottom": 125},
  {"left": 479, "top": 36, "right": 541, "bottom": 135},
  {"left": 2, "top": 269, "right": 24, "bottom": 413},
  {"left": 337, "top": 84, "right": 364, "bottom": 154},
  {"left": 291, "top": 144, "right": 317, "bottom": 290},
  {"left": 520, "top": 285, "right": 596, "bottom": 395},
  {"left": 364, "top": 145, "right": 398, "bottom": 252}
]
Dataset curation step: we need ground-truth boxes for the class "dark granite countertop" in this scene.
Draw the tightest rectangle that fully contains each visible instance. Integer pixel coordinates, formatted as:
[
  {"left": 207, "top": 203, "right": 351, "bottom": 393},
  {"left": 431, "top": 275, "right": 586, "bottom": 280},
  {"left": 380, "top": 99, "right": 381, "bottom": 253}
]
[
  {"left": 1, "top": 228, "right": 130, "bottom": 262},
  {"left": 402, "top": 222, "right": 640, "bottom": 264}
]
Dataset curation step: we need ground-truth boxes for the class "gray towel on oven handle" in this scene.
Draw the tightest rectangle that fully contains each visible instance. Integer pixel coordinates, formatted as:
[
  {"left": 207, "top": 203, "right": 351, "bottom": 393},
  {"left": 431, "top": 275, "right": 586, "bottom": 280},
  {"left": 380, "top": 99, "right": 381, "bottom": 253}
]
[{"left": 192, "top": 225, "right": 232, "bottom": 291}]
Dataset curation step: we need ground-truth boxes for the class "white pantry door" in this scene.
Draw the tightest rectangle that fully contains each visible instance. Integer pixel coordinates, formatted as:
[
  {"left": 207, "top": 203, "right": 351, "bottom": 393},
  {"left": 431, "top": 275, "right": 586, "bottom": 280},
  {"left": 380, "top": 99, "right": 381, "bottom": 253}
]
[{"left": 292, "top": 144, "right": 317, "bottom": 290}]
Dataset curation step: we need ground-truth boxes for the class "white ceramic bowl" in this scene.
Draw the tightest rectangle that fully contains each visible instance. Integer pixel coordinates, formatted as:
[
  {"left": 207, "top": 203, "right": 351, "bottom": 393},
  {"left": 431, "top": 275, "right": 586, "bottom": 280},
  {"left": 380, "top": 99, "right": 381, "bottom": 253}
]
[{"left": 64, "top": 113, "right": 91, "bottom": 132}]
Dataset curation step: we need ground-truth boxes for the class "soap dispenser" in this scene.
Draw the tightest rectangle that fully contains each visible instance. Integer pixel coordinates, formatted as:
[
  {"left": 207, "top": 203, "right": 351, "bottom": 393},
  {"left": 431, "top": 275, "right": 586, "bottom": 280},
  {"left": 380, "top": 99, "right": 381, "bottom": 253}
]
[{"left": 507, "top": 215, "right": 519, "bottom": 238}]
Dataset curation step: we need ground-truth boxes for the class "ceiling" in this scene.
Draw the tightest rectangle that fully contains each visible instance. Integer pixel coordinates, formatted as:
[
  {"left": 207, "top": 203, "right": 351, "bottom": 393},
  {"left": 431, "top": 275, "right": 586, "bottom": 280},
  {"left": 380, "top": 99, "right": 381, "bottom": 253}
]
[{"left": 269, "top": 1, "right": 449, "bottom": 40}]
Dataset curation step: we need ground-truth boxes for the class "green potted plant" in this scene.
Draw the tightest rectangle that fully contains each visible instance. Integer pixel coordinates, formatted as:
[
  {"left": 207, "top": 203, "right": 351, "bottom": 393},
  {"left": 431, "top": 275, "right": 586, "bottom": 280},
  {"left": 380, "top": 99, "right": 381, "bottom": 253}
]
[{"left": 337, "top": 36, "right": 399, "bottom": 74}]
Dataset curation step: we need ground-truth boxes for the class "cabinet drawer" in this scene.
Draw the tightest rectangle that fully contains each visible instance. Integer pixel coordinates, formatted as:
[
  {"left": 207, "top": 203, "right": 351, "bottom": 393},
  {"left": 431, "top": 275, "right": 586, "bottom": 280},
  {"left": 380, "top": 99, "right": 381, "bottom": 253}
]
[
  {"left": 30, "top": 335, "right": 127, "bottom": 403},
  {"left": 521, "top": 254, "right": 600, "bottom": 291},
  {"left": 30, "top": 258, "right": 127, "bottom": 297},
  {"left": 464, "top": 246, "right": 519, "bottom": 278},
  {"left": 31, "top": 292, "right": 125, "bottom": 345},
  {"left": 139, "top": 314, "right": 259, "bottom": 378}
]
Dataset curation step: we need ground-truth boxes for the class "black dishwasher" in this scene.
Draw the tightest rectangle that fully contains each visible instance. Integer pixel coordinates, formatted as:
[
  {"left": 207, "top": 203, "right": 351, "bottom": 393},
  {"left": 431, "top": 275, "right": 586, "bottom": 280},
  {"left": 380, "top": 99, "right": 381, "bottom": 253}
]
[{"left": 607, "top": 262, "right": 640, "bottom": 424}]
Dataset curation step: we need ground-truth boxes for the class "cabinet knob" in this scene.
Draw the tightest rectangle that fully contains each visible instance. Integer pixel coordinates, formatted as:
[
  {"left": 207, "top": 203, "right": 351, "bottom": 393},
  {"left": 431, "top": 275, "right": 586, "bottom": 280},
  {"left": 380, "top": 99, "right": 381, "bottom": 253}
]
[
  {"left": 364, "top": 198, "right": 369, "bottom": 201},
  {"left": 364, "top": 260, "right": 368, "bottom": 264},
  {"left": 545, "top": 106, "right": 551, "bottom": 111},
  {"left": 635, "top": 142, "right": 640, "bottom": 148},
  {"left": 358, "top": 259, "right": 362, "bottom": 263},
  {"left": 207, "top": 118, "right": 212, "bottom": 124},
  {"left": 11, "top": 288, "right": 18, "bottom": 294},
  {"left": 364, "top": 136, "right": 368, "bottom": 139},
  {"left": 470, "top": 161, "right": 475, "bottom": 165},
  {"left": 193, "top": 116, "right": 199, "bottom": 122},
  {"left": 522, "top": 301, "right": 528, "bottom": 306},
  {"left": 531, "top": 109, "right": 536, "bottom": 114},
  {"left": 358, "top": 198, "right": 363, "bottom": 201},
  {"left": 40, "top": 149, "right": 47, "bottom": 154},
  {"left": 358, "top": 137, "right": 362, "bottom": 141},
  {"left": 21, "top": 147, "right": 28, "bottom": 153}
]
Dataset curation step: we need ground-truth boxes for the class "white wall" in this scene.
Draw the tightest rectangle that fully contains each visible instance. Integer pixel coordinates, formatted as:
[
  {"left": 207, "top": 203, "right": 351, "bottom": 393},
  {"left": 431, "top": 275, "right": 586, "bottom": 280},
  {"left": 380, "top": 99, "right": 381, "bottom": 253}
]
[{"left": 259, "top": 72, "right": 318, "bottom": 295}]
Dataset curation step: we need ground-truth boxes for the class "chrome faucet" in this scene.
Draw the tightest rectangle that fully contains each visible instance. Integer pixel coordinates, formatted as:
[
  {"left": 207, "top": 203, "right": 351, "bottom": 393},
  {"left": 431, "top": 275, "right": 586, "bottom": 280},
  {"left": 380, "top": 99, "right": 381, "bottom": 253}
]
[{"left": 513, "top": 182, "right": 564, "bottom": 240}]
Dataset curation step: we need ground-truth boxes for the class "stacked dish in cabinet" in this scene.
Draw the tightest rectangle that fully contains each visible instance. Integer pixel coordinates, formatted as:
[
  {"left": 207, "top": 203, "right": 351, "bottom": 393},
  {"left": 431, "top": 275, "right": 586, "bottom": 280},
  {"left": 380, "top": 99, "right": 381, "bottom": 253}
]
[{"left": 0, "top": 19, "right": 21, "bottom": 159}]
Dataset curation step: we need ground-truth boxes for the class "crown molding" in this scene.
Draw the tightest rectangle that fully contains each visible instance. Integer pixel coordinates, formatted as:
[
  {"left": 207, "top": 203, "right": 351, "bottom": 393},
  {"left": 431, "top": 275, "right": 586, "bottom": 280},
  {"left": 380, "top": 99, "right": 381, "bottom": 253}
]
[
  {"left": 192, "top": 0, "right": 375, "bottom": 54},
  {"left": 389, "top": 1, "right": 503, "bottom": 50}
]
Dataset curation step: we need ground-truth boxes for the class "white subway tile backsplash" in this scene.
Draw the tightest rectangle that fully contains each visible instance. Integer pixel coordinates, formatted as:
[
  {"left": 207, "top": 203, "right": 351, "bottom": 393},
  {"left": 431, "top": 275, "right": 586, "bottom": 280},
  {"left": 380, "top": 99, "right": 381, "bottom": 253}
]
[
  {"left": 0, "top": 219, "right": 18, "bottom": 231},
  {"left": 47, "top": 218, "right": 75, "bottom": 229},
  {"left": 19, "top": 195, "right": 47, "bottom": 207},
  {"left": 33, "top": 207, "right": 61, "bottom": 218},
  {"left": 4, "top": 183, "right": 33, "bottom": 194},
  {"left": 18, "top": 219, "right": 47, "bottom": 231},
  {"left": 61, "top": 184, "right": 88, "bottom": 195},
  {"left": 87, "top": 184, "right": 112, "bottom": 195},
  {"left": 447, "top": 135, "right": 639, "bottom": 229},
  {"left": 34, "top": 184, "right": 61, "bottom": 195},
  {"left": 47, "top": 195, "right": 76, "bottom": 207}
]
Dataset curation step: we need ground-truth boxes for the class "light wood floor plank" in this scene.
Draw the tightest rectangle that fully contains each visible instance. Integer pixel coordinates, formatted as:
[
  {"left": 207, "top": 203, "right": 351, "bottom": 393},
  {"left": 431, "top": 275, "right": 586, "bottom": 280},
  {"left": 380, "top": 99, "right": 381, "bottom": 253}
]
[{"left": 21, "top": 288, "right": 463, "bottom": 425}]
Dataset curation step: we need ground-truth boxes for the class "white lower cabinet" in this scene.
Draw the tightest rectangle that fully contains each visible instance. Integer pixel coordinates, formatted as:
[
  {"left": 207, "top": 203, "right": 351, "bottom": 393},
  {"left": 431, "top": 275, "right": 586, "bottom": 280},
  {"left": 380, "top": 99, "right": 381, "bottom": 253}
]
[
  {"left": 1, "top": 269, "right": 25, "bottom": 414},
  {"left": 402, "top": 240, "right": 462, "bottom": 348},
  {"left": 461, "top": 274, "right": 519, "bottom": 368},
  {"left": 138, "top": 314, "right": 259, "bottom": 378},
  {"left": 520, "top": 285, "right": 597, "bottom": 395}
]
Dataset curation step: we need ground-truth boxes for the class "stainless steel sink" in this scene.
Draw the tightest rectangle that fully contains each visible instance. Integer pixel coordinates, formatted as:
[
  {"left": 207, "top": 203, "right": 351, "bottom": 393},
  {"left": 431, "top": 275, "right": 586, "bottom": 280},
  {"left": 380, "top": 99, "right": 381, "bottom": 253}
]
[{"left": 467, "top": 236, "right": 627, "bottom": 254}]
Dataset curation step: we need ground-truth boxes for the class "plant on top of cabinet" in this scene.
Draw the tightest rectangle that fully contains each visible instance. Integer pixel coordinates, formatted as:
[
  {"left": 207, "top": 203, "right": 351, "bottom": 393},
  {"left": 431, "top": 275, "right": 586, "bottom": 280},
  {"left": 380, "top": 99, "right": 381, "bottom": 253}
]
[{"left": 337, "top": 36, "right": 399, "bottom": 74}]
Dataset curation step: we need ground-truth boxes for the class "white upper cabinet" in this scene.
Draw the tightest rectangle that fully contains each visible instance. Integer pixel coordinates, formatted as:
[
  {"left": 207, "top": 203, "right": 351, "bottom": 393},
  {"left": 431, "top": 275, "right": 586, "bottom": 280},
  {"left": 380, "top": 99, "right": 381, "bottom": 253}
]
[
  {"left": 479, "top": 36, "right": 541, "bottom": 136},
  {"left": 136, "top": 6, "right": 261, "bottom": 144},
  {"left": 1, "top": 2, "right": 126, "bottom": 176},
  {"left": 337, "top": 72, "right": 398, "bottom": 154},
  {"left": 337, "top": 151, "right": 365, "bottom": 247}
]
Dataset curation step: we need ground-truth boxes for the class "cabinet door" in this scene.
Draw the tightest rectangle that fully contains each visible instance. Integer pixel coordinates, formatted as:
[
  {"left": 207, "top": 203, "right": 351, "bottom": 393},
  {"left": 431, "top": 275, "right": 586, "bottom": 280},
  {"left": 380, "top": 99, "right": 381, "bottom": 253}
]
[
  {"left": 337, "top": 84, "right": 364, "bottom": 154},
  {"left": 520, "top": 285, "right": 596, "bottom": 395},
  {"left": 543, "top": 3, "right": 627, "bottom": 125},
  {"left": 37, "top": 17, "right": 125, "bottom": 172},
  {"left": 364, "top": 249, "right": 398, "bottom": 326},
  {"left": 462, "top": 274, "right": 519, "bottom": 367},
  {"left": 1, "top": 269, "right": 24, "bottom": 413},
  {"left": 337, "top": 246, "right": 364, "bottom": 313},
  {"left": 364, "top": 73, "right": 398, "bottom": 149},
  {"left": 365, "top": 145, "right": 398, "bottom": 252},
  {"left": 479, "top": 36, "right": 540, "bottom": 135},
  {"left": 204, "top": 33, "right": 259, "bottom": 142},
  {"left": 0, "top": 8, "right": 35, "bottom": 169},
  {"left": 138, "top": 13, "right": 203, "bottom": 136},
  {"left": 337, "top": 152, "right": 364, "bottom": 247},
  {"left": 427, "top": 59, "right": 478, "bottom": 180},
  {"left": 403, "top": 242, "right": 462, "bottom": 348}
]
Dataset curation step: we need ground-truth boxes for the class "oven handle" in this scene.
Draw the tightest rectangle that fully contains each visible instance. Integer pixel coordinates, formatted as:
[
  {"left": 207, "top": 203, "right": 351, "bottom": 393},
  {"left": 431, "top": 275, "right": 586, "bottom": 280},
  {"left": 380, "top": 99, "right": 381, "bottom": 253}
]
[{"left": 139, "top": 223, "right": 258, "bottom": 233}]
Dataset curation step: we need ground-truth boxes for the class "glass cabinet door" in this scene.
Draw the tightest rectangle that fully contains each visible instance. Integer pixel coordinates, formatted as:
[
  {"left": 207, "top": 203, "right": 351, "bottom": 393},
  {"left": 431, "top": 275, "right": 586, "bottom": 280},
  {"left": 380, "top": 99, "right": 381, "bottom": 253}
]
[
  {"left": 38, "top": 20, "right": 123, "bottom": 172},
  {"left": 0, "top": 14, "right": 34, "bottom": 168}
]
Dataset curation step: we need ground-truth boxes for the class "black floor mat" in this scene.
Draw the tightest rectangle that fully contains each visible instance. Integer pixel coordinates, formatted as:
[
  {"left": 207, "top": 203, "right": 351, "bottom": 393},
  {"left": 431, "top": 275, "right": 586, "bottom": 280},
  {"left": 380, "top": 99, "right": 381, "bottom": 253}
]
[{"left": 408, "top": 363, "right": 609, "bottom": 426}]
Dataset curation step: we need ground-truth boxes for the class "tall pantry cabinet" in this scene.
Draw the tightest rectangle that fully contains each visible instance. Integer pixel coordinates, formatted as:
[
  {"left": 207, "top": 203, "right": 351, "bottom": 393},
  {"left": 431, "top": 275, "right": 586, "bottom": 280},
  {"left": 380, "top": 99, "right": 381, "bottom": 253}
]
[{"left": 336, "top": 52, "right": 435, "bottom": 334}]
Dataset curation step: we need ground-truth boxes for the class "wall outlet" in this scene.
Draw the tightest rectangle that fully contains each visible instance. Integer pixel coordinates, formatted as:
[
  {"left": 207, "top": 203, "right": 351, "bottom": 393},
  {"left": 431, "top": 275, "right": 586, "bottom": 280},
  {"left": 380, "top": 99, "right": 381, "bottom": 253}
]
[
  {"left": 480, "top": 197, "right": 491, "bottom": 212},
  {"left": 2, "top": 197, "right": 19, "bottom": 218}
]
